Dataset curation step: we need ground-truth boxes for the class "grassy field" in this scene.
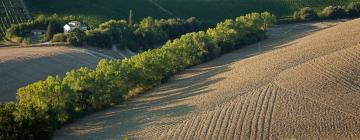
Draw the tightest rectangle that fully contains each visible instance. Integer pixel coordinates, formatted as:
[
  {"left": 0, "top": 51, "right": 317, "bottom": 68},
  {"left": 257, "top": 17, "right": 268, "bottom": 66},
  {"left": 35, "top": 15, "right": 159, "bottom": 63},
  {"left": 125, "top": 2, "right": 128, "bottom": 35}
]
[
  {"left": 25, "top": 0, "right": 360, "bottom": 25},
  {"left": 0, "top": 0, "right": 28, "bottom": 41}
]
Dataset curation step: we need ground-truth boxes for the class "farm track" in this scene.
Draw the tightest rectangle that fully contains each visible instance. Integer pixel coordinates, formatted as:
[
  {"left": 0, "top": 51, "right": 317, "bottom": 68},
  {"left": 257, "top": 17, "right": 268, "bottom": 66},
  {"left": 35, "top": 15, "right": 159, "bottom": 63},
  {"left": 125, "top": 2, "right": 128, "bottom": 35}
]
[{"left": 54, "top": 19, "right": 360, "bottom": 140}]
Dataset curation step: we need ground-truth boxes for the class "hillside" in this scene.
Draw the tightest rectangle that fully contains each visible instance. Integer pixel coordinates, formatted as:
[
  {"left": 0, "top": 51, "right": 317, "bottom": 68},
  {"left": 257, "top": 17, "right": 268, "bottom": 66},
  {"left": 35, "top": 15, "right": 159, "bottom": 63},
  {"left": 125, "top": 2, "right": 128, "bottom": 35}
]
[
  {"left": 0, "top": 0, "right": 29, "bottom": 40},
  {"left": 0, "top": 46, "right": 133, "bottom": 102},
  {"left": 53, "top": 18, "right": 360, "bottom": 139},
  {"left": 25, "top": 0, "right": 360, "bottom": 25}
]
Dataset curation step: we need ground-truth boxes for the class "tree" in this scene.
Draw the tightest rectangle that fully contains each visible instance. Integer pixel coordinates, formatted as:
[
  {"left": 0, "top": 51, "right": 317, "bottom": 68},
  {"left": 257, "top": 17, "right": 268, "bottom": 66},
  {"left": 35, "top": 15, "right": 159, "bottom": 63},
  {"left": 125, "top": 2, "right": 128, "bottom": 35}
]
[
  {"left": 320, "top": 6, "right": 347, "bottom": 19},
  {"left": 67, "top": 29, "right": 85, "bottom": 46},
  {"left": 129, "top": 9, "right": 133, "bottom": 25},
  {"left": 46, "top": 21, "right": 56, "bottom": 41},
  {"left": 85, "top": 30, "right": 112, "bottom": 48},
  {"left": 0, "top": 103, "right": 19, "bottom": 140},
  {"left": 52, "top": 33, "right": 67, "bottom": 42},
  {"left": 347, "top": 2, "right": 360, "bottom": 17},
  {"left": 293, "top": 7, "right": 318, "bottom": 21},
  {"left": 14, "top": 76, "right": 74, "bottom": 139}
]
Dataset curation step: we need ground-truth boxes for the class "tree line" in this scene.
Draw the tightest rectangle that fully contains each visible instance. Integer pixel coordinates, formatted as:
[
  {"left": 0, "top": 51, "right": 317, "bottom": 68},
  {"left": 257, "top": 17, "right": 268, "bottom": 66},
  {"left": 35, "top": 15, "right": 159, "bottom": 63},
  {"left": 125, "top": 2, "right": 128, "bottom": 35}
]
[
  {"left": 54, "top": 16, "right": 213, "bottom": 51},
  {"left": 6, "top": 14, "right": 213, "bottom": 51},
  {"left": 293, "top": 2, "right": 360, "bottom": 21},
  {"left": 0, "top": 12, "right": 276, "bottom": 140},
  {"left": 5, "top": 14, "right": 83, "bottom": 44}
]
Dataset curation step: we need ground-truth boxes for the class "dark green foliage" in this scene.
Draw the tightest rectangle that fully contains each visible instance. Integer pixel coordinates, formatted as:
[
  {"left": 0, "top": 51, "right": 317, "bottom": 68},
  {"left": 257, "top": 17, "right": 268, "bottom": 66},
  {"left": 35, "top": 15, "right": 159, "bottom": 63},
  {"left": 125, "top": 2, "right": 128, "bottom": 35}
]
[
  {"left": 0, "top": 102, "right": 18, "bottom": 140},
  {"left": 0, "top": 12, "right": 276, "bottom": 140},
  {"left": 82, "top": 17, "right": 212, "bottom": 51},
  {"left": 347, "top": 2, "right": 360, "bottom": 17},
  {"left": 67, "top": 29, "right": 85, "bottom": 46},
  {"left": 129, "top": 9, "right": 133, "bottom": 25},
  {"left": 291, "top": 3, "right": 360, "bottom": 22},
  {"left": 24, "top": 0, "right": 360, "bottom": 25},
  {"left": 85, "top": 30, "right": 112, "bottom": 48},
  {"left": 9, "top": 16, "right": 211, "bottom": 51},
  {"left": 320, "top": 6, "right": 347, "bottom": 19},
  {"left": 293, "top": 7, "right": 319, "bottom": 21},
  {"left": 52, "top": 33, "right": 67, "bottom": 42},
  {"left": 46, "top": 22, "right": 56, "bottom": 41},
  {"left": 5, "top": 14, "right": 81, "bottom": 43},
  {"left": 96, "top": 20, "right": 136, "bottom": 49}
]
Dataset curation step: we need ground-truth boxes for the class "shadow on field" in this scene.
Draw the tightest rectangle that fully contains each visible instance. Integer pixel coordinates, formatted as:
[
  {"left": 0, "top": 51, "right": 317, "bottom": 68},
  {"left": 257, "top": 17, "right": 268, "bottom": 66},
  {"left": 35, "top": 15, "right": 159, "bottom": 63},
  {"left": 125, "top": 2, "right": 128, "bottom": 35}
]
[
  {"left": 0, "top": 52, "right": 99, "bottom": 103},
  {"left": 54, "top": 21, "right": 343, "bottom": 139}
]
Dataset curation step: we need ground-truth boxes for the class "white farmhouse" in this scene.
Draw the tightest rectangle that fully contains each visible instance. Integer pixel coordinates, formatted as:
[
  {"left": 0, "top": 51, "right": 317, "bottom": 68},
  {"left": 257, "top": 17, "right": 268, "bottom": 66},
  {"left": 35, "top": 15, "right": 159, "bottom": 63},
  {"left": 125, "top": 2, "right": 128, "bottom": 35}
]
[{"left": 63, "top": 21, "right": 88, "bottom": 33}]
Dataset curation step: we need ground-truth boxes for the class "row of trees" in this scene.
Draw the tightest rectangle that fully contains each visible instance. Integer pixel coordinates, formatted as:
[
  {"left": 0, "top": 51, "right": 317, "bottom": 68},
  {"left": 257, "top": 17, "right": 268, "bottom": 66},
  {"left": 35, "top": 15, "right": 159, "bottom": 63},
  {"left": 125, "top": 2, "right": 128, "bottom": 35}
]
[
  {"left": 52, "top": 17, "right": 213, "bottom": 51},
  {"left": 5, "top": 14, "right": 212, "bottom": 51},
  {"left": 293, "top": 2, "right": 360, "bottom": 21},
  {"left": 0, "top": 12, "right": 276, "bottom": 140}
]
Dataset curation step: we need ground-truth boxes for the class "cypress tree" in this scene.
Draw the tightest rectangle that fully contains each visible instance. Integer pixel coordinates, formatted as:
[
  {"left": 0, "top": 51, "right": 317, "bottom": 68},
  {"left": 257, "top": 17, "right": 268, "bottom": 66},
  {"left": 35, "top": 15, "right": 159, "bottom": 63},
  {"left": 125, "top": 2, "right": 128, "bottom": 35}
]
[{"left": 129, "top": 9, "right": 133, "bottom": 25}]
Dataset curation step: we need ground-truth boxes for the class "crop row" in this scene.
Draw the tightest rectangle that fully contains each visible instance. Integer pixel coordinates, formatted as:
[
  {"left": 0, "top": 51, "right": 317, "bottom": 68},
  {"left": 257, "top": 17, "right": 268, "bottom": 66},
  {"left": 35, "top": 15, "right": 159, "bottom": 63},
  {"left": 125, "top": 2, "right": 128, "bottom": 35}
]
[{"left": 0, "top": 0, "right": 28, "bottom": 40}]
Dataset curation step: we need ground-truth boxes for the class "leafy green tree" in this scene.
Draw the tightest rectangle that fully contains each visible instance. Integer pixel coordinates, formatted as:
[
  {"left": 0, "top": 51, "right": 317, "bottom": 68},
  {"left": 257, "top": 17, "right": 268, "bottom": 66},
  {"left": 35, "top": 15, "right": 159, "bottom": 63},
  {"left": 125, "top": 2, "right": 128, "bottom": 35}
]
[
  {"left": 46, "top": 21, "right": 56, "bottom": 41},
  {"left": 14, "top": 76, "right": 74, "bottom": 139},
  {"left": 260, "top": 12, "right": 277, "bottom": 30},
  {"left": 85, "top": 30, "right": 112, "bottom": 48},
  {"left": 135, "top": 17, "right": 168, "bottom": 49},
  {"left": 52, "top": 33, "right": 67, "bottom": 42},
  {"left": 63, "top": 68, "right": 102, "bottom": 111},
  {"left": 0, "top": 102, "right": 19, "bottom": 140},
  {"left": 293, "top": 7, "right": 319, "bottom": 21},
  {"left": 320, "top": 6, "right": 347, "bottom": 19},
  {"left": 347, "top": 2, "right": 360, "bottom": 17},
  {"left": 67, "top": 29, "right": 85, "bottom": 46}
]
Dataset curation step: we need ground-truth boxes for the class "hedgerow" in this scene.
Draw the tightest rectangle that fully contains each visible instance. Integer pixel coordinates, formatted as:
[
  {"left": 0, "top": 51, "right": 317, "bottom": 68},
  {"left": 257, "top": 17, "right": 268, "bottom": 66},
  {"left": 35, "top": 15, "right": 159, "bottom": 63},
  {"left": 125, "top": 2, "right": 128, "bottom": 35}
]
[
  {"left": 5, "top": 14, "right": 82, "bottom": 44},
  {"left": 292, "top": 2, "right": 360, "bottom": 22},
  {"left": 0, "top": 12, "right": 276, "bottom": 139}
]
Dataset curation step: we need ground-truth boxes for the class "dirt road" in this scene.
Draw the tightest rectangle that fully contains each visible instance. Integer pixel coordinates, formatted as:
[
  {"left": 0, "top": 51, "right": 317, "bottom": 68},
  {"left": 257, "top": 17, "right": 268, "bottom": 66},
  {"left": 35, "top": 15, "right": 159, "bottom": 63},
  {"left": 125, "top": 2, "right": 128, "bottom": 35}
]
[{"left": 54, "top": 19, "right": 360, "bottom": 139}]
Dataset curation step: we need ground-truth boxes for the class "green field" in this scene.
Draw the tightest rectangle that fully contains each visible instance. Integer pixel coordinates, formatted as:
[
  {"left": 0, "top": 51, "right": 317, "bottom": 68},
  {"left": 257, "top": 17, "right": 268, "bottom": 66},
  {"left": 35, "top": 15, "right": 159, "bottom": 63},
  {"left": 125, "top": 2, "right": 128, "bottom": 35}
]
[
  {"left": 25, "top": 0, "right": 360, "bottom": 26},
  {"left": 0, "top": 0, "right": 28, "bottom": 40}
]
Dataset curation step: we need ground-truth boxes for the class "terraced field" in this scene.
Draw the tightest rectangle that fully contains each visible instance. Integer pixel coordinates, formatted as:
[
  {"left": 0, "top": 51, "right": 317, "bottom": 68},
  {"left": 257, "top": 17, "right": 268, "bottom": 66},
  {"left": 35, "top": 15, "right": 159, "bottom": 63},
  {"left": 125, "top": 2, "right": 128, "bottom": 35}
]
[
  {"left": 53, "top": 19, "right": 360, "bottom": 139},
  {"left": 0, "top": 0, "right": 29, "bottom": 40}
]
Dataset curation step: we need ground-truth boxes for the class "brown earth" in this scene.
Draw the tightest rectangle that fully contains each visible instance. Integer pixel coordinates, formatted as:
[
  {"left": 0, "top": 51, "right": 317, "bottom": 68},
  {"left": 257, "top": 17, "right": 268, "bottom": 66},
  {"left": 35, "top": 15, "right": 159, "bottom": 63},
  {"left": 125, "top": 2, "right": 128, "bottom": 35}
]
[
  {"left": 54, "top": 19, "right": 360, "bottom": 140},
  {"left": 0, "top": 46, "right": 110, "bottom": 102}
]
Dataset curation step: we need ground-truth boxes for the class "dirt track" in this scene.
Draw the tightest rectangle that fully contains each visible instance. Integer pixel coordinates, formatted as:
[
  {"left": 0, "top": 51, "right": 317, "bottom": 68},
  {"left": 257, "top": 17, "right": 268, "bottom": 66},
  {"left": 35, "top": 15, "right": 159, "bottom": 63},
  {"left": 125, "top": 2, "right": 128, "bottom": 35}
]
[
  {"left": 54, "top": 19, "right": 360, "bottom": 139},
  {"left": 0, "top": 46, "right": 103, "bottom": 102}
]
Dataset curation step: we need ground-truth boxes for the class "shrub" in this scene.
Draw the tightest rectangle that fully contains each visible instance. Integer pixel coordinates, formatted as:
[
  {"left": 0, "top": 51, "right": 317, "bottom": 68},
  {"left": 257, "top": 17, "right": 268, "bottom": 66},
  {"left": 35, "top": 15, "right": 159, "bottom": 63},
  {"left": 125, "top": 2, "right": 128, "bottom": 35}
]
[
  {"left": 52, "top": 33, "right": 67, "bottom": 42},
  {"left": 67, "top": 29, "right": 85, "bottom": 46},
  {"left": 85, "top": 29, "right": 112, "bottom": 48},
  {"left": 0, "top": 102, "right": 19, "bottom": 140},
  {"left": 5, "top": 14, "right": 82, "bottom": 44},
  {"left": 347, "top": 2, "right": 360, "bottom": 17},
  {"left": 293, "top": 7, "right": 319, "bottom": 21},
  {"left": 320, "top": 6, "right": 347, "bottom": 19},
  {"left": 15, "top": 76, "right": 74, "bottom": 139},
  {"left": 63, "top": 67, "right": 124, "bottom": 112}
]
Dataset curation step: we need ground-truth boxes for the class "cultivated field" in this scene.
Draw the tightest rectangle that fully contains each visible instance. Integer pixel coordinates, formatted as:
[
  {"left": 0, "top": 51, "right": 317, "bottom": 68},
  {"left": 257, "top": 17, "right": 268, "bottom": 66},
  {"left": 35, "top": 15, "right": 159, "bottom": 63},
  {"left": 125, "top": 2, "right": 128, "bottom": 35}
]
[
  {"left": 0, "top": 0, "right": 29, "bottom": 40},
  {"left": 0, "top": 46, "right": 130, "bottom": 102},
  {"left": 53, "top": 18, "right": 360, "bottom": 139}
]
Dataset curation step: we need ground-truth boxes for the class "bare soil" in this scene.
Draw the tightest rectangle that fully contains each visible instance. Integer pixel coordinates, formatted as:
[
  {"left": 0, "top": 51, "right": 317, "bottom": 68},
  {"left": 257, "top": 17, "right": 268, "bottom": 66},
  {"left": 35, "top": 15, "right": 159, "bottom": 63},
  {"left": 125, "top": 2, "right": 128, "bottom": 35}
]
[
  {"left": 0, "top": 46, "right": 104, "bottom": 102},
  {"left": 54, "top": 19, "right": 360, "bottom": 140}
]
